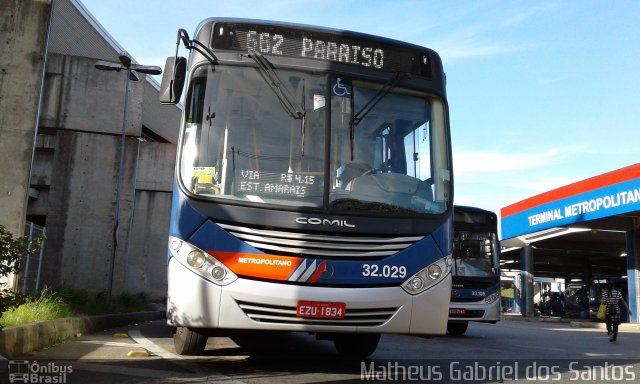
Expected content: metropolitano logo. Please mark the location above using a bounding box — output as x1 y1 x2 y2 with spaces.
8 360 73 383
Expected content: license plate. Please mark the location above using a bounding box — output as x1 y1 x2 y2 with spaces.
449 308 466 315
297 300 346 319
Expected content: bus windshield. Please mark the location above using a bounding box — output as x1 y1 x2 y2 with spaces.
179 64 450 214
452 231 499 277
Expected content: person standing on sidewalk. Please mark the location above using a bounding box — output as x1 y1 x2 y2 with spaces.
601 283 632 342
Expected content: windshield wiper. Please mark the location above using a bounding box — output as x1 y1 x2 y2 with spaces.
247 50 305 120
349 72 404 159
247 50 307 156
352 72 403 126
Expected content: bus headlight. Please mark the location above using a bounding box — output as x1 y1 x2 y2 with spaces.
168 236 237 286
484 291 500 304
427 264 442 280
211 265 226 280
408 277 423 291
186 250 206 269
402 255 452 295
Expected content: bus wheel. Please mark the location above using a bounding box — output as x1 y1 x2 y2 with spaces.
447 322 468 335
333 334 380 358
173 326 207 355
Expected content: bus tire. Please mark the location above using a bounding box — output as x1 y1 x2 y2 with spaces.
173 326 207 355
447 321 468 335
333 334 380 358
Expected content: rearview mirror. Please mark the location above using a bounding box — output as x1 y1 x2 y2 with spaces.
159 56 187 104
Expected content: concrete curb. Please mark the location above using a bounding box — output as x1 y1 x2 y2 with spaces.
0 311 163 358
500 314 569 323
568 321 640 330
501 314 640 331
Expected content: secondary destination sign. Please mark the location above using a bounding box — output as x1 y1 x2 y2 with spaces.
236 169 320 198
211 22 432 76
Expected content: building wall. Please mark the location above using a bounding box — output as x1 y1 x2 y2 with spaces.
125 190 173 298
30 53 177 299
0 0 52 239
42 130 136 291
121 141 176 299
41 54 143 135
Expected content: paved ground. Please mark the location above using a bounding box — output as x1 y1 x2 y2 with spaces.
2 317 639 383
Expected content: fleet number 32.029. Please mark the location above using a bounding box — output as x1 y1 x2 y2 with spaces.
362 264 407 278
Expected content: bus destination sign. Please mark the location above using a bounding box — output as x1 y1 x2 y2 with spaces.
211 22 432 77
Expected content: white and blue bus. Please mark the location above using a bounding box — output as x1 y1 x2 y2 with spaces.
160 18 454 357
447 206 501 335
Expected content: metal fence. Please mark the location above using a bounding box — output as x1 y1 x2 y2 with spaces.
19 222 47 295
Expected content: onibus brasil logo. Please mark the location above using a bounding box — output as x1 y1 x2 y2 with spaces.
8 360 72 383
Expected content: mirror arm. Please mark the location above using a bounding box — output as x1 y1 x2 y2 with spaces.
178 29 190 49
175 28 218 65
190 42 218 65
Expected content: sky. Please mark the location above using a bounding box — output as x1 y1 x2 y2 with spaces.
78 0 640 228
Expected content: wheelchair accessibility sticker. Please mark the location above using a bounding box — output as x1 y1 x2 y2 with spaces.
332 77 351 97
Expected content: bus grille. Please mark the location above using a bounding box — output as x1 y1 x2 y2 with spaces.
236 300 398 327
450 297 485 303
218 223 423 259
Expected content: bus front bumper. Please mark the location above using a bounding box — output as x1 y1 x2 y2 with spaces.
167 257 451 335
448 299 501 323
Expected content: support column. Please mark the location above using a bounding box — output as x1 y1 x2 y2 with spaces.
0 0 52 290
626 226 639 323
520 245 535 317
583 257 592 287
0 1 52 235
